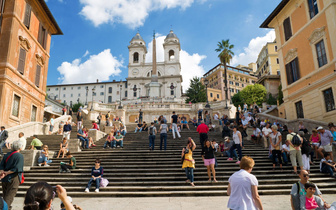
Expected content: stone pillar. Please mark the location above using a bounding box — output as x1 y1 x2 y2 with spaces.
115 109 126 124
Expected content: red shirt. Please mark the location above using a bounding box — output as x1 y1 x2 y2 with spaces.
197 123 209 134
92 123 99 130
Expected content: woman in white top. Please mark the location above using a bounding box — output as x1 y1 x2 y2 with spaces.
269 125 283 171
228 126 243 164
227 156 263 210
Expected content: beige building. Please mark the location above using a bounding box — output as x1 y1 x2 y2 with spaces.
256 41 281 97
0 0 62 128
261 0 336 122
203 64 258 101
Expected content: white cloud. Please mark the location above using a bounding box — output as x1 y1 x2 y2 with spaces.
57 49 123 84
146 35 206 92
82 50 89 57
79 0 205 28
231 30 275 66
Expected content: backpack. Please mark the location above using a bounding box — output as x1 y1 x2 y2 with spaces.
301 137 312 155
105 114 109 119
149 126 154 135
291 133 301 147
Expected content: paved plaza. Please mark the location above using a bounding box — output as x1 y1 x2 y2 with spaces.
12 194 336 209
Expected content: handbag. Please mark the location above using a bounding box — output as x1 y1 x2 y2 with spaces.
5 151 24 184
100 178 109 188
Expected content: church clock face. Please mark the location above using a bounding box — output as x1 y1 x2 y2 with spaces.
132 69 139 75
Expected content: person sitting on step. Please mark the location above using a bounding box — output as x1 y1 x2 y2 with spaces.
319 152 336 178
77 127 89 149
103 131 115 149
57 137 68 158
30 135 43 150
85 159 104 193
113 131 124 149
181 118 190 130
37 145 52 167
224 137 238 160
134 122 143 133
142 122 148 132
59 151 76 173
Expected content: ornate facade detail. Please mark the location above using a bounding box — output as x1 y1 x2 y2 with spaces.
309 26 326 44
284 48 298 63
35 53 45 66
18 35 31 51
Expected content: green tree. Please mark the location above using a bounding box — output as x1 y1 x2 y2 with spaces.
266 93 277 105
215 39 234 108
278 84 284 105
72 102 84 112
240 84 267 106
231 91 245 108
185 77 207 103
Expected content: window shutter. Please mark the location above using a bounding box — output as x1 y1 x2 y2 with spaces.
38 23 43 44
17 48 26 75
35 65 41 87
283 17 292 41
294 57 300 80
285 63 293 85
43 28 48 49
23 3 31 29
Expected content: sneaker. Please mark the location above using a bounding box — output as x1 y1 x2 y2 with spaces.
227 158 233 161
235 161 241 164
38 163 42 167
44 164 50 167
85 188 89 193
95 189 99 193
66 169 71 173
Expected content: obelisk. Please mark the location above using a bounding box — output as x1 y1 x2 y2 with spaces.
149 31 160 97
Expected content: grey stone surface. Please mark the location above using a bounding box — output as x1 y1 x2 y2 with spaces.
12 194 336 210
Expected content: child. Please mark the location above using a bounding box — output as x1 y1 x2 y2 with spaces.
38 145 52 167
58 121 64 135
320 152 336 178
219 141 225 157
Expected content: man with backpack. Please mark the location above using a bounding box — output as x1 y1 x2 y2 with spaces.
290 170 330 210
286 128 303 174
148 122 156 151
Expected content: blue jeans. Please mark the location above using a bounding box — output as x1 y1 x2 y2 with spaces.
160 133 167 151
86 177 101 189
113 140 123 148
103 141 113 148
149 135 155 150
0 141 6 155
321 165 334 176
230 144 242 161
282 152 289 164
79 137 89 149
135 127 142 133
225 150 238 159
37 156 52 164
121 130 127 136
185 167 194 182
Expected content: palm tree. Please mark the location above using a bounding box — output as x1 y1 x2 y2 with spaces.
215 39 234 108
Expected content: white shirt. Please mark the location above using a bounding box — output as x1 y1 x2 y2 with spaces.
246 116 252 122
262 127 272 136
282 144 290 154
242 119 249 126
214 114 219 120
253 128 261 136
228 169 258 210
18 137 27 150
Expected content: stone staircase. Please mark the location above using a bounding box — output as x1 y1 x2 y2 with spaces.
2 124 336 197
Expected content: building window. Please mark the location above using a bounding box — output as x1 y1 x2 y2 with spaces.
266 61 269 67
285 57 300 85
108 96 112 103
35 65 41 88
277 58 279 64
283 17 292 41
78 93 81 97
210 93 213 97
252 81 255 84
275 46 278 52
295 101 304 118
78 87 81 89
70 101 72 107
117 91 119 95
277 70 281 75
63 94 65 97
217 94 219 99
315 40 327 67
100 85 104 88
236 89 239 93
133 91 137 97
242 84 244 88
31 105 37 121
12 94 20 117
23 3 32 29
171 90 174 96
93 92 96 96
38 23 47 49
133 52 139 63
17 48 26 75
169 50 175 61
108 87 112 93
70 94 73 97
55 95 58 99
308 0 318 19
235 82 239 86
323 88 335 112
63 87 66 90
100 92 104 96
125 91 128 98
56 88 58 91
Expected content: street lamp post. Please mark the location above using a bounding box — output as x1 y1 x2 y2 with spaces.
118 82 123 109
90 87 95 111
204 78 210 108
85 86 89 105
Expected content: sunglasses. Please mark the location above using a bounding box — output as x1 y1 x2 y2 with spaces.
303 174 309 177
95 162 100 164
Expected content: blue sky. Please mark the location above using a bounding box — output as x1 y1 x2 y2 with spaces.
46 0 281 90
